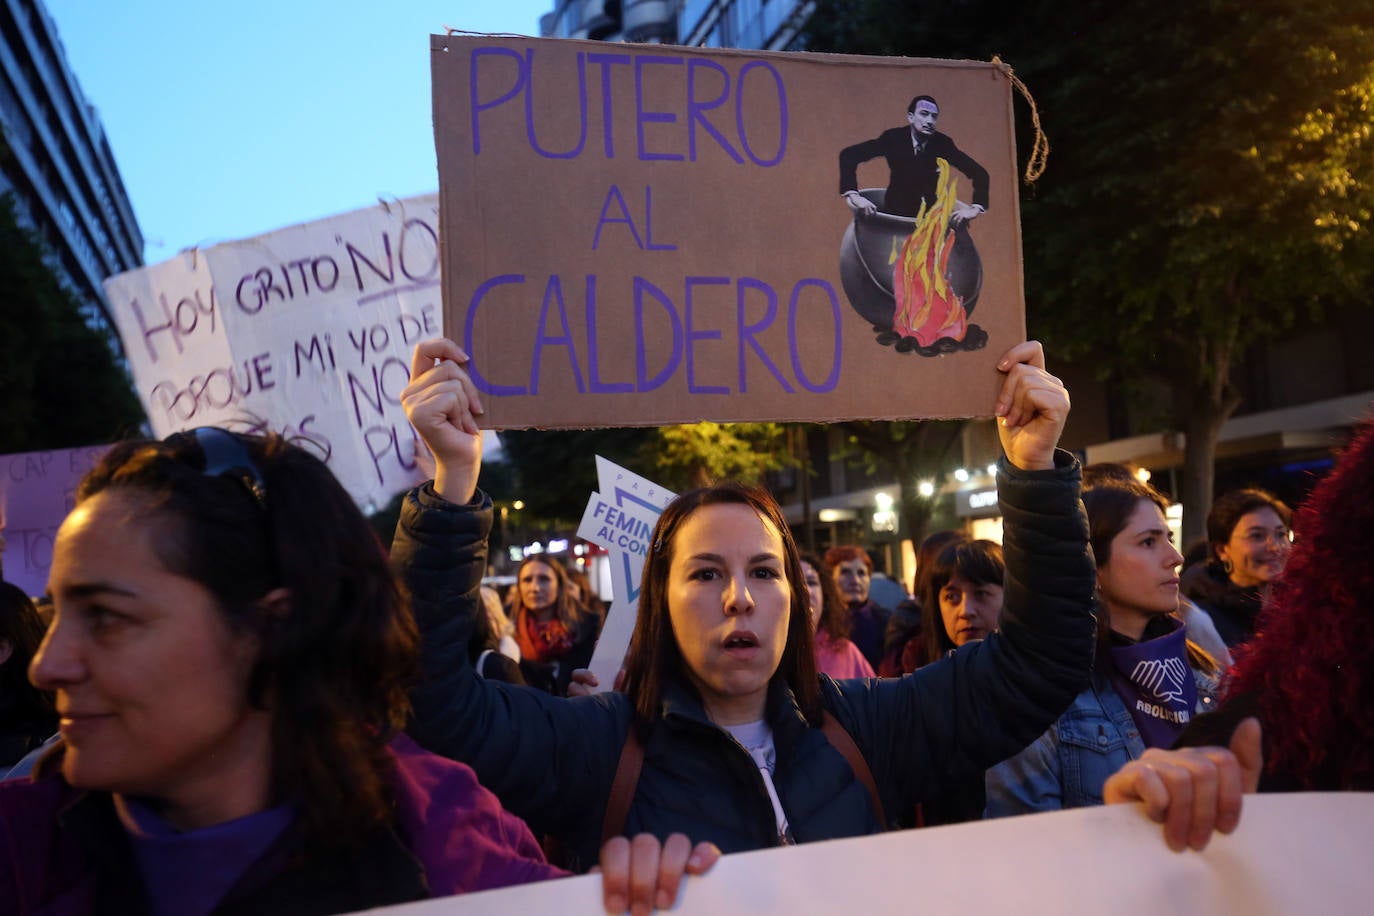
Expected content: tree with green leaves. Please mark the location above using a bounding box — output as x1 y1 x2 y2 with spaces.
493 421 793 526
1014 1 1374 541
494 427 650 525
643 421 791 491
808 0 1374 541
836 419 964 543
0 192 146 454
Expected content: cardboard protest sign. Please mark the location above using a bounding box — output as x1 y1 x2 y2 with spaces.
576 457 675 691
0 444 109 598
431 35 1025 429
103 197 441 510
370 792 1374 915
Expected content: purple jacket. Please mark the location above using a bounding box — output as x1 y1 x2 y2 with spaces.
0 733 566 914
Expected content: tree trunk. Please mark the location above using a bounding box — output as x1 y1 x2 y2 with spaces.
1177 404 1226 547
1170 327 1244 546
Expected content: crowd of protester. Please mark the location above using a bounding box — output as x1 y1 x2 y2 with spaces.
2 334 1367 913
505 555 602 696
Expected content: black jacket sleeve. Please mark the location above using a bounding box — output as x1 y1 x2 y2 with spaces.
825 450 1097 819
390 483 627 837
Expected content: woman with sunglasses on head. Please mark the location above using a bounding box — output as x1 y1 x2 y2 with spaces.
0 429 715 914
985 474 1224 820
1181 487 1292 649
394 336 1268 870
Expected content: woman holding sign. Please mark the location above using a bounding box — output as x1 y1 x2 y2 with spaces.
395 337 1253 871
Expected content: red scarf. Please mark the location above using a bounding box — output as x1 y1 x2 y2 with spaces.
515 608 575 664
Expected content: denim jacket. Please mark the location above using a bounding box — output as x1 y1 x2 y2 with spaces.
984 666 1217 816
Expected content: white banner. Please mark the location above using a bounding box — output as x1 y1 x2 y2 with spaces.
103 196 441 510
357 793 1374 915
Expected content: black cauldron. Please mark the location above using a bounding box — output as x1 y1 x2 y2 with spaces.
838 189 982 332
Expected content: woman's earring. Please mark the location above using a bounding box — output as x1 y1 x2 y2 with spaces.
1222 558 1234 575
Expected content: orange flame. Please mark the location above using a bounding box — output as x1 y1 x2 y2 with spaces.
890 159 968 346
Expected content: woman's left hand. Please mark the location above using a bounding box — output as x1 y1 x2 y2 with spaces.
597 832 721 914
1103 717 1262 852
400 337 485 504
993 341 1069 472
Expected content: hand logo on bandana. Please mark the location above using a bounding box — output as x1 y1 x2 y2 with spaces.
1130 657 1189 703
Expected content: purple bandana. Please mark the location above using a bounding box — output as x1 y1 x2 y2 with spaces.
1106 617 1198 749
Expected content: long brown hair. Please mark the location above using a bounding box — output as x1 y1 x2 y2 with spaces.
508 555 595 634
75 429 418 854
621 484 820 730
1083 475 1216 675
800 552 848 643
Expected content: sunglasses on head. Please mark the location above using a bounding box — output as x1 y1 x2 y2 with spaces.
165 427 269 513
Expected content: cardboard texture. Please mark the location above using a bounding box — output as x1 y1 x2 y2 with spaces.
102 196 442 510
432 35 1025 429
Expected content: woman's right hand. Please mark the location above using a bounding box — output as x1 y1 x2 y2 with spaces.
993 341 1069 472
567 667 628 697
401 337 486 505
1102 717 1262 852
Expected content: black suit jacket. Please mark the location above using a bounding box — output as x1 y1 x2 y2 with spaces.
840 127 989 218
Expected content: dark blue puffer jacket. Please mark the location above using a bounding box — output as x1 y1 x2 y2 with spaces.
391 452 1096 872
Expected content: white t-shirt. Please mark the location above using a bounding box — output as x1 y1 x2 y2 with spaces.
722 720 794 845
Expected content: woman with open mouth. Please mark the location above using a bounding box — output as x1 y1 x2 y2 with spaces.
393 336 1256 876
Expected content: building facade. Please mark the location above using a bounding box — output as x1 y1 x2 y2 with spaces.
540 0 811 49
0 0 143 344
541 0 677 44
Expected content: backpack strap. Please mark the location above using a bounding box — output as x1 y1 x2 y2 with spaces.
601 724 646 846
600 712 887 845
821 710 887 829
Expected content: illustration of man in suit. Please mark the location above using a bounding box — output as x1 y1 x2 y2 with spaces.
839 95 988 222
